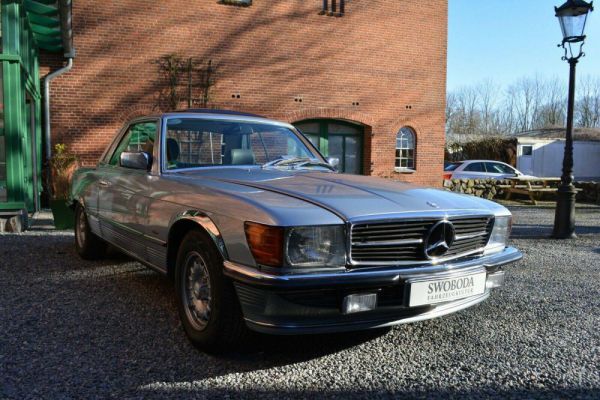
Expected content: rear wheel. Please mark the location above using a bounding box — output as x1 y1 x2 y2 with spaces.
175 230 249 351
74 203 107 260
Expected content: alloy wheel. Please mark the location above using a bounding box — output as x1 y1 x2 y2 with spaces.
182 251 212 331
76 209 87 248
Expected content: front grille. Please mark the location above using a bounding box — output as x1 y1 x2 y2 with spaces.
350 216 494 265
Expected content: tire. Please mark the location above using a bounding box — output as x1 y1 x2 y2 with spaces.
74 203 107 260
175 230 249 351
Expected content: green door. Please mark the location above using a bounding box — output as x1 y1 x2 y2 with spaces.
294 119 363 174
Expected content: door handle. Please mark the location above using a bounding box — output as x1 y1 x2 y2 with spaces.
98 180 111 187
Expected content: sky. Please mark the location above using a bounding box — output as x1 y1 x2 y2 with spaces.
447 0 600 91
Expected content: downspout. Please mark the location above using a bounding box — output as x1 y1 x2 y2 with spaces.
43 58 73 201
43 0 75 201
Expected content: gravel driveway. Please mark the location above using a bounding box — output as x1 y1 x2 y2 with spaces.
1 204 599 399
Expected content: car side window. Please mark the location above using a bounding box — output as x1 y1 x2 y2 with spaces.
486 162 514 174
108 122 157 167
463 162 485 172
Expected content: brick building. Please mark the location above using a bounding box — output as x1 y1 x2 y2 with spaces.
1 0 447 224
42 0 447 184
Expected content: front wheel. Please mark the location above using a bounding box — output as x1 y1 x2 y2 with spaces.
74 203 107 260
175 230 249 351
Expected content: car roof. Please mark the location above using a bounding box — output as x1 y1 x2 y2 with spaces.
461 160 509 164
172 108 265 118
128 109 293 128
157 109 292 128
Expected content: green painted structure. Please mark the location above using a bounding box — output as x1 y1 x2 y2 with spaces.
0 0 71 219
293 119 364 175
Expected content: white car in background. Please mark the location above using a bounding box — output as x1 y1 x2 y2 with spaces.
444 160 532 180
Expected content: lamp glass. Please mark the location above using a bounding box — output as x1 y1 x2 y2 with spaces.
558 13 589 40
556 0 593 42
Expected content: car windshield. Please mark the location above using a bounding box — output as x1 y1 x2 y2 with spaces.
444 162 462 171
164 118 319 170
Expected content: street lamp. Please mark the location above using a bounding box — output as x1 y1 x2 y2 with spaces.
552 0 594 239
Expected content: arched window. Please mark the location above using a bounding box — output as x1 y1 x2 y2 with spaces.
395 127 416 170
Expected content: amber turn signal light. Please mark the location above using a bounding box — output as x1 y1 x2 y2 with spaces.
244 222 284 267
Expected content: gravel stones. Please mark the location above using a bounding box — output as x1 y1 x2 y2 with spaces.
1 204 599 399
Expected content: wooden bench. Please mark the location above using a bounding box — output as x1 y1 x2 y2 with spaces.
504 187 558 205
504 177 581 205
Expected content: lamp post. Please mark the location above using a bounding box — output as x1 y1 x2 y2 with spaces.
552 0 594 239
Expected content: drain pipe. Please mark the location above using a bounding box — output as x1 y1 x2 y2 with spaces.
43 0 75 203
43 57 73 201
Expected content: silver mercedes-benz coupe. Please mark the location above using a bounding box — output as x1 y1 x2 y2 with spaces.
70 109 522 350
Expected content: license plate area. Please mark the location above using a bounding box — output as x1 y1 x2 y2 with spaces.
407 271 487 307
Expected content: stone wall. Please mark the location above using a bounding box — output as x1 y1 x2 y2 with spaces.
443 179 600 204
442 179 509 200
575 182 600 204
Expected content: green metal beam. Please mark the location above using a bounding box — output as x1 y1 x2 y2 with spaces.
35 0 62 5
24 0 70 53
27 12 60 28
0 201 27 210
24 0 58 17
30 22 61 37
32 35 62 46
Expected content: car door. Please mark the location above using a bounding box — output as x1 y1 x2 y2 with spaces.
97 120 158 258
485 162 518 179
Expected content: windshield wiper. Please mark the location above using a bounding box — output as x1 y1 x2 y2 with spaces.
262 157 335 171
297 160 336 171
262 157 310 168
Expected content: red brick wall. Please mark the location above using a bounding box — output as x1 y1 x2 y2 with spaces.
40 0 447 187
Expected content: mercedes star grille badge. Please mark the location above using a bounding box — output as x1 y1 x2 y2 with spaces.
424 220 455 259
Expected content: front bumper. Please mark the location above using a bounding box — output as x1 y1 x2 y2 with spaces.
223 246 522 334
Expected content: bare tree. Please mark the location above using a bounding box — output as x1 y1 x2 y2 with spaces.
445 92 458 130
476 79 499 135
507 76 547 132
577 75 600 128
445 73 599 141
537 77 566 127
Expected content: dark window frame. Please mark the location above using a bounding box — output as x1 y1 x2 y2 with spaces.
522 145 533 156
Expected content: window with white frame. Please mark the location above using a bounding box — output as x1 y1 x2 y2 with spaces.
395 127 416 170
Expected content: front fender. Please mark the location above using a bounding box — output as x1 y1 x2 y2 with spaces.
168 210 229 260
69 167 98 210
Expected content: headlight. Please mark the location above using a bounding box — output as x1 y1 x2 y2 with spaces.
485 215 512 253
286 226 346 268
244 222 346 269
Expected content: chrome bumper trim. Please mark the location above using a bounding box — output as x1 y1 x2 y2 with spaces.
223 246 522 289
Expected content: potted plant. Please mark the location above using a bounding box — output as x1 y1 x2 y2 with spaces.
50 144 79 229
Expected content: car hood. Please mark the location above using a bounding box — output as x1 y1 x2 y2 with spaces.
176 168 502 221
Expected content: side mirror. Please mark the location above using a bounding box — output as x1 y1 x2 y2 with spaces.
120 152 150 170
327 157 340 169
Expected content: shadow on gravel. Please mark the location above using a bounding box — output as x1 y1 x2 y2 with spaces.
225 327 390 360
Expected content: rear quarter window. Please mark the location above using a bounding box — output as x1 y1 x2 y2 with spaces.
444 162 462 171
